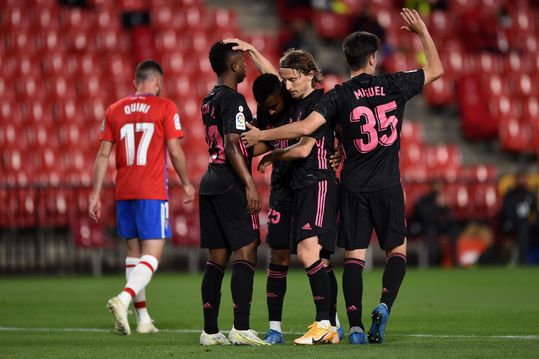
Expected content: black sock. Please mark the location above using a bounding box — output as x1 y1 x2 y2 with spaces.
231 260 255 330
266 263 288 323
201 260 225 334
305 259 330 322
381 254 407 311
343 258 365 330
326 264 337 326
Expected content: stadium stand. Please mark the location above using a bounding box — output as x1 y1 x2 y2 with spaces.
1 0 538 273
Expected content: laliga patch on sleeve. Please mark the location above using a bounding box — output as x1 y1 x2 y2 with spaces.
174 113 182 130
235 112 246 130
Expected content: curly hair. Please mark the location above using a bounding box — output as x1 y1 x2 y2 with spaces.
208 40 238 75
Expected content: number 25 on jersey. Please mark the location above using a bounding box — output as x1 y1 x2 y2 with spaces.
350 100 398 153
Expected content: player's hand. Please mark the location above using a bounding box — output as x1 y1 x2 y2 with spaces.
182 183 196 203
241 122 263 147
330 146 342 171
246 183 261 214
257 154 274 174
400 8 427 35
223 38 254 52
88 193 101 223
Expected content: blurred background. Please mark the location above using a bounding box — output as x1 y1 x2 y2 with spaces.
1 0 539 276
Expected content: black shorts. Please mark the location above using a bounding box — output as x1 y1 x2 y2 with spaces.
338 184 406 251
290 179 338 254
266 207 292 250
199 185 260 251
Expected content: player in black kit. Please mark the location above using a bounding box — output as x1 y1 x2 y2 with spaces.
198 40 269 346
242 9 444 344
255 50 341 345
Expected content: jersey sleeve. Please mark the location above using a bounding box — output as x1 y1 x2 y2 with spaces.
163 101 184 140
386 69 425 101
312 88 340 129
99 107 114 142
307 122 328 141
222 93 252 135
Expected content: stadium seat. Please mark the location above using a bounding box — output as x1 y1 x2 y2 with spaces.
424 76 454 107
444 183 471 220
322 74 344 93
403 183 430 218
465 164 497 183
313 11 351 40
401 121 424 145
457 74 497 139
499 116 534 153
470 183 500 220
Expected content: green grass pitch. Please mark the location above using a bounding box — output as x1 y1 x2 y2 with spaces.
1 267 538 358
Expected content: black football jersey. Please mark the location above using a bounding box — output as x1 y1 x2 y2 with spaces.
199 85 254 195
314 70 424 192
289 89 336 190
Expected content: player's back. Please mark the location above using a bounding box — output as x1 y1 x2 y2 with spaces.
324 70 424 192
102 94 183 200
199 85 253 196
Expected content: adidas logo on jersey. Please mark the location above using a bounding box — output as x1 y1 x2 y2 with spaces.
302 223 312 230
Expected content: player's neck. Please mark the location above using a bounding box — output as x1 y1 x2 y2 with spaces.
216 75 238 91
350 67 375 78
135 86 157 96
299 87 315 100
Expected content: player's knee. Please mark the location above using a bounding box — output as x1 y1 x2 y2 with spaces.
386 239 407 256
234 243 257 264
270 249 290 266
139 254 159 273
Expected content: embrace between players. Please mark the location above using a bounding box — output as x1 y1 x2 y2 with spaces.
89 8 443 346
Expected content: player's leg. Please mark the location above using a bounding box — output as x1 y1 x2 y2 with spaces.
321 252 342 343
294 236 333 345
199 194 231 345
264 207 291 344
213 186 267 346
339 189 371 344
368 185 408 344
124 239 155 332
106 200 137 335
265 248 289 344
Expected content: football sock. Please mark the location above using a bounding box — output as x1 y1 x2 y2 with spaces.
269 321 282 333
381 253 407 311
343 258 365 330
126 257 151 324
201 260 225 335
119 255 158 308
305 259 330 322
266 263 288 324
326 264 338 327
231 260 255 331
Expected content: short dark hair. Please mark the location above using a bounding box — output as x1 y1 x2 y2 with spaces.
279 49 323 86
135 60 163 84
252 73 281 105
209 40 238 75
342 31 380 70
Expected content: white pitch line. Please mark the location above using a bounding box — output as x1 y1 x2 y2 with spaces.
0 327 537 340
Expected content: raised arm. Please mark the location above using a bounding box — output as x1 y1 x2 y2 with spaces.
400 8 444 85
242 111 327 147
224 133 261 214
89 140 113 222
167 138 195 203
224 38 278 75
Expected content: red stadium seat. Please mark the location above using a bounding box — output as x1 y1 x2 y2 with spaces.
65 28 95 53
60 7 94 31
71 217 107 248
322 74 344 93
470 183 500 220
0 123 20 147
465 164 497 183
499 116 534 153
48 75 78 101
313 11 351 40
513 73 539 97
207 8 237 31
36 29 66 54
403 183 431 218
444 183 471 220
93 10 122 31
424 76 454 107
33 6 60 30
95 28 130 53
457 74 497 139
401 121 424 145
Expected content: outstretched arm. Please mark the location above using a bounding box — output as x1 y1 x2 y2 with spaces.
89 140 113 222
258 136 315 173
400 8 444 85
224 38 278 75
242 111 327 147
